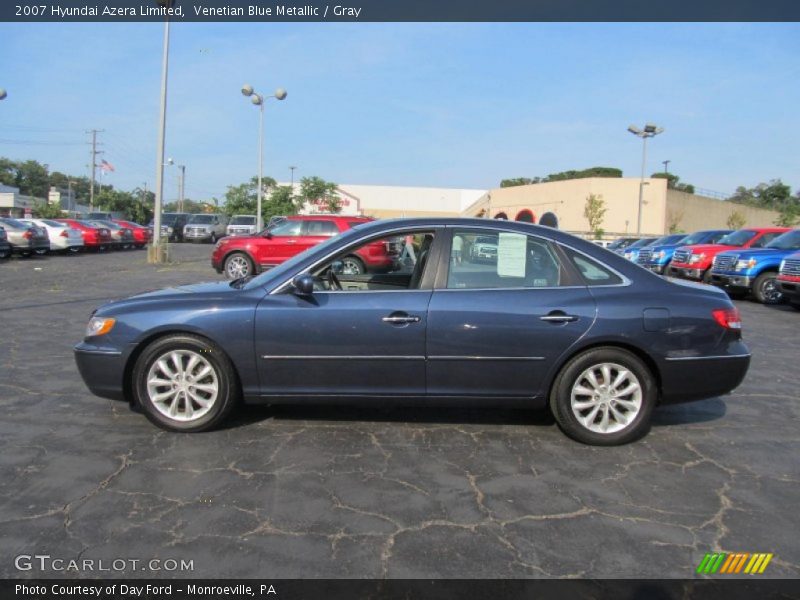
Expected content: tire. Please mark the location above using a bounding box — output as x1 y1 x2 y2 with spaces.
549 347 656 446
341 255 366 275
224 252 254 280
132 334 240 432
790 302 800 312
753 272 782 304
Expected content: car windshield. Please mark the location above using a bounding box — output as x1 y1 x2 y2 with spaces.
243 225 365 291
652 234 688 246
161 214 184 224
608 238 636 250
627 238 656 249
766 230 800 250
230 216 255 225
77 220 104 228
92 220 120 229
188 214 216 224
717 229 757 246
680 231 717 245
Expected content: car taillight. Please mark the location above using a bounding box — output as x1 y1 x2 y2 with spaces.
712 307 742 330
23 230 32 239
60 230 69 237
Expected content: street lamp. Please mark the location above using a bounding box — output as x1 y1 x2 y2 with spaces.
627 122 664 234
241 84 287 231
150 4 172 263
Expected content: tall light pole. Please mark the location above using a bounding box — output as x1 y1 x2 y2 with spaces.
150 3 173 263
627 123 664 234
241 84 287 231
662 159 670 174
289 165 297 188
177 164 185 212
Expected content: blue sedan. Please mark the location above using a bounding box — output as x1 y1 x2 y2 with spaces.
75 218 751 445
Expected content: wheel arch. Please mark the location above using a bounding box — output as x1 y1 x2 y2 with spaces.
122 328 243 407
221 248 258 272
545 340 663 404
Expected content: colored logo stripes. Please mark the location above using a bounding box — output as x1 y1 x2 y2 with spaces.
696 552 773 574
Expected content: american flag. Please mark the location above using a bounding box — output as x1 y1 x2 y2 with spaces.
100 159 115 172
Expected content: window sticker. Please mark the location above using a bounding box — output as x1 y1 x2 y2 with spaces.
497 233 527 278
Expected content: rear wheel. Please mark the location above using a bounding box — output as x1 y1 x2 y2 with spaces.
753 272 782 304
132 334 240 432
224 252 254 280
549 347 656 446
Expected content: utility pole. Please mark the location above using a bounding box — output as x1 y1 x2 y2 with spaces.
86 129 104 212
289 165 297 188
662 159 671 174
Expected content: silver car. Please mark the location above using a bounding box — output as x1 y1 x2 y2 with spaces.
19 218 84 253
226 214 257 236
0 217 50 256
183 213 229 243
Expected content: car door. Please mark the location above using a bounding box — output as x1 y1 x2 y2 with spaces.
297 219 339 256
255 218 305 267
253 228 443 397
426 227 597 398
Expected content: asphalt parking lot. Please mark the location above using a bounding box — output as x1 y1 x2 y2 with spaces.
0 245 798 579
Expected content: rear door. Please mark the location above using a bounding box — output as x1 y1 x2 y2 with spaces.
426 227 597 398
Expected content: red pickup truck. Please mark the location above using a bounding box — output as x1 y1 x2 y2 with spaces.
667 227 790 283
211 215 399 279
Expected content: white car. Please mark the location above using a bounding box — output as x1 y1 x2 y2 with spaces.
226 214 258 236
19 218 84 253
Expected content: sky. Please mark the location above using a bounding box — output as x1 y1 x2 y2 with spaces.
0 22 799 203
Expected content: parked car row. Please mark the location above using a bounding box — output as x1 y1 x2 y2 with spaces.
611 227 800 308
0 216 152 259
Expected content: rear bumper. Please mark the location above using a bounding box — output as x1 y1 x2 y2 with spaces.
659 351 751 404
74 342 128 401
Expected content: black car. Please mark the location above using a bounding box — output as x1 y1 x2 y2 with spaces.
0 226 11 259
75 218 750 445
148 212 190 242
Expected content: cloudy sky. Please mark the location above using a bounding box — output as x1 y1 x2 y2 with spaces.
1 22 798 201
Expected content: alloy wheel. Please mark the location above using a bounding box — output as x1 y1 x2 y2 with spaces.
145 349 218 422
570 362 643 434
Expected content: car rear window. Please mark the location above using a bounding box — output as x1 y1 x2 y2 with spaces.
304 220 339 236
565 250 623 286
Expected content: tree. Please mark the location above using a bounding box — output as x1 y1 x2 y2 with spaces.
298 176 341 213
500 167 622 188
729 179 795 211
34 200 64 219
500 177 534 188
726 211 746 230
583 194 607 238
775 204 800 227
264 185 299 219
652 172 695 194
223 176 296 222
14 160 50 198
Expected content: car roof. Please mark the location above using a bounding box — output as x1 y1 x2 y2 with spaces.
286 214 371 221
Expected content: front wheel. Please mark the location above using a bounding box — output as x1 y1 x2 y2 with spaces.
549 347 656 446
132 334 240 432
753 272 782 304
224 252 254 280
341 255 366 275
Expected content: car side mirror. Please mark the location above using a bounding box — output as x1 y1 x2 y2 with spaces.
263 231 273 239
292 274 315 296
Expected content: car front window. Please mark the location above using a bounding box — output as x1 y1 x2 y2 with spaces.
766 230 800 250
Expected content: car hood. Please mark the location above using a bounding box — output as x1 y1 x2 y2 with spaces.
719 247 797 260
129 281 236 299
679 243 731 254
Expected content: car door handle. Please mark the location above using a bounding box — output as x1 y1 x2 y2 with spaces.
382 315 421 324
286 239 297 244
540 312 579 323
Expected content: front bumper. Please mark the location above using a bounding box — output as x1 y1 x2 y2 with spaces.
667 265 706 280
709 272 753 291
646 263 668 275
777 279 800 303
74 342 128 401
184 231 215 242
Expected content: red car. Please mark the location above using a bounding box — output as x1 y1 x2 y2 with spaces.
57 218 114 251
667 227 790 282
212 215 399 279
113 219 152 249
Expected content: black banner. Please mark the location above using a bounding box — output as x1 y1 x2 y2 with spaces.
2 0 800 22
3 579 800 600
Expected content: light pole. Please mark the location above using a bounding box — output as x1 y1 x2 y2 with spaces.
177 164 185 212
289 165 297 188
150 8 172 263
662 159 670 174
241 84 287 231
627 123 664 234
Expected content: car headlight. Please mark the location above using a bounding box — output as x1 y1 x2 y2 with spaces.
689 253 705 264
85 317 116 337
623 252 632 259
779 259 786 272
735 259 756 271
167 226 173 233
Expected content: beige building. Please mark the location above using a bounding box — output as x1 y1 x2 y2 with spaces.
463 177 780 236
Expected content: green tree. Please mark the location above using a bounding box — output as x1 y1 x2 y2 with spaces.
775 204 800 227
652 172 695 194
34 200 64 219
729 179 794 210
298 176 341 213
726 210 746 230
14 160 50 198
0 157 18 187
263 185 299 219
500 177 534 188
583 194 607 238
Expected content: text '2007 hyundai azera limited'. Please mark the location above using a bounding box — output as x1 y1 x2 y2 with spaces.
75 218 751 445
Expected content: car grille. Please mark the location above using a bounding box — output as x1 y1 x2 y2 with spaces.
781 259 800 276
637 249 652 265
229 227 252 235
714 255 737 271
673 250 690 264
186 227 207 235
